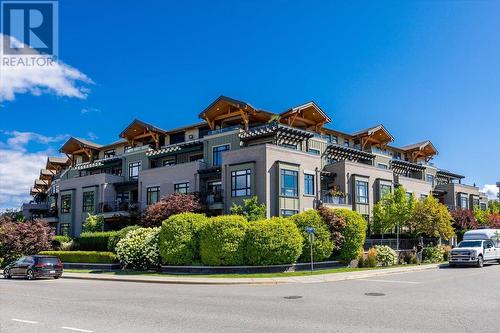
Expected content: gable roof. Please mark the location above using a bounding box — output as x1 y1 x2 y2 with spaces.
59 137 103 154
352 124 394 141
119 119 167 139
280 101 331 124
400 140 437 153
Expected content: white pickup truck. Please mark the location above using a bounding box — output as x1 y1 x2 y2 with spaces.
449 229 500 268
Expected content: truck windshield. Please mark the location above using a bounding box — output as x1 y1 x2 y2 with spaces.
457 241 482 248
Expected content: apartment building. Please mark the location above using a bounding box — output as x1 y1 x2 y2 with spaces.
22 96 489 237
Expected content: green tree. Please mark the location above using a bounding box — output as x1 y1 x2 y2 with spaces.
408 196 455 240
230 196 266 222
82 214 104 232
372 186 414 236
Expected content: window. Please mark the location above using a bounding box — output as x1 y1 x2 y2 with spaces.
308 148 320 155
280 143 297 150
162 159 176 167
82 191 94 212
355 180 368 204
426 174 434 184
331 136 338 144
61 194 71 213
128 161 141 180
116 191 129 203
146 186 160 205
60 223 70 236
124 145 131 153
344 139 350 147
380 184 391 199
480 202 487 211
377 163 388 169
104 149 115 158
212 144 229 166
281 210 298 217
170 132 185 144
304 174 315 196
459 194 468 209
281 169 298 197
174 182 189 194
231 169 251 197
189 154 203 162
472 198 480 209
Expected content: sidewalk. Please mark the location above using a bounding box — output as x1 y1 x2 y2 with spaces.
61 264 442 285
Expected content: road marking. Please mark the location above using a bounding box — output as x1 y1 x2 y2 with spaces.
12 318 38 324
358 279 421 284
61 326 94 332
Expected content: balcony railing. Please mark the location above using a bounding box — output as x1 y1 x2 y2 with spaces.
320 191 351 205
200 189 224 205
99 201 140 213
207 125 241 136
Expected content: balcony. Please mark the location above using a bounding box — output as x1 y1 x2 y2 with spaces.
98 201 140 219
320 191 351 208
200 189 224 210
207 125 241 136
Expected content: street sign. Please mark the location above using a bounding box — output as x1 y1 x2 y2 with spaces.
305 227 315 234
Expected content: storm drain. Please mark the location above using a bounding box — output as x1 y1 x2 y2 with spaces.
284 296 303 300
364 292 385 297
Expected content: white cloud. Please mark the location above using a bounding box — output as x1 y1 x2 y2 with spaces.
0 131 67 210
481 184 499 200
87 132 98 140
0 33 93 102
81 107 100 115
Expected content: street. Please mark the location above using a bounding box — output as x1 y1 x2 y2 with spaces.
1 265 499 333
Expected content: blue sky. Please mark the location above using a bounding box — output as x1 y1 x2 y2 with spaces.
1 0 499 209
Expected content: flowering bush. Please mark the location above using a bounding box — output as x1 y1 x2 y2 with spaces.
116 227 160 270
422 245 446 263
374 245 397 266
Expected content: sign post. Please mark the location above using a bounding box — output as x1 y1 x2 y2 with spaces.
305 227 315 272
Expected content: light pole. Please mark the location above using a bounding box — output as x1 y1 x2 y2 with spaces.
306 227 315 272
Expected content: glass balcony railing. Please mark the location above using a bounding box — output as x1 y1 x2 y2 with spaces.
207 125 241 136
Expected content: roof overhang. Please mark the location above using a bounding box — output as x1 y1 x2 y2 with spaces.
59 137 102 155
146 139 203 158
353 124 394 149
325 144 375 162
401 140 438 162
436 169 465 180
279 101 331 131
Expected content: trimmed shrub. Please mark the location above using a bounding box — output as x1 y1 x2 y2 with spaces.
159 213 208 265
82 214 104 232
77 231 117 251
365 247 377 267
332 209 367 262
39 251 118 263
289 210 333 262
200 215 248 266
374 245 397 266
116 227 160 270
51 235 72 250
245 217 303 265
230 196 266 222
107 225 141 252
422 245 446 263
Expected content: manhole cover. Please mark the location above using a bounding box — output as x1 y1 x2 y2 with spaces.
365 292 385 297
284 296 303 300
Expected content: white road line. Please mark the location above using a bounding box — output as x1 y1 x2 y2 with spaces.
61 326 94 332
11 318 38 324
358 279 421 284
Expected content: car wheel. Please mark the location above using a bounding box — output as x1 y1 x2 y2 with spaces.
476 256 483 268
54 275 60 279
497 259 500 264
448 263 456 268
26 269 35 280
3 269 11 279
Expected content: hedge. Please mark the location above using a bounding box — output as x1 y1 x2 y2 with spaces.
115 228 160 270
332 209 367 262
51 235 72 250
39 251 118 263
77 231 117 251
159 213 208 265
245 217 303 265
200 215 248 266
289 210 333 262
107 226 141 253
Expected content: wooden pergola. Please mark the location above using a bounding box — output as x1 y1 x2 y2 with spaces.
239 123 315 146
352 124 394 151
325 144 375 164
279 102 331 132
401 140 438 163
199 96 272 131
59 137 102 166
119 119 167 149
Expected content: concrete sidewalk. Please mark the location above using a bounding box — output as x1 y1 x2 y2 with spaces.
60 264 443 285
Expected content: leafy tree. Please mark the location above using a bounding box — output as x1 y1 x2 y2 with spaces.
372 186 414 236
408 196 455 240
141 193 202 227
474 207 490 226
488 213 500 228
317 205 346 249
229 196 266 221
488 201 500 214
0 218 53 263
450 209 477 230
82 214 104 232
0 209 24 222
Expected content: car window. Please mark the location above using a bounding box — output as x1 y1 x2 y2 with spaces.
16 257 26 264
24 257 34 264
483 242 488 249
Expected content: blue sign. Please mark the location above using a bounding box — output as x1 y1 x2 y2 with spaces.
305 227 315 234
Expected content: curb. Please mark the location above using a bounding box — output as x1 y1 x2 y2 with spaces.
60 264 443 285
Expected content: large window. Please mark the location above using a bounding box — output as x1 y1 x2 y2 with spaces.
116 191 130 203
472 198 480 209
128 161 141 180
377 163 388 169
281 169 298 197
146 186 160 205
426 174 435 184
231 169 251 197
459 194 468 209
61 194 71 213
355 180 368 204
174 182 189 194
308 148 320 155
82 191 94 212
212 144 229 166
60 223 70 236
104 149 115 158
379 184 391 199
281 209 298 217
304 174 315 196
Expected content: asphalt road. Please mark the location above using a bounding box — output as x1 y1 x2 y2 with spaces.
1 264 499 333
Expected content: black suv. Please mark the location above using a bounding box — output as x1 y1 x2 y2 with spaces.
3 255 63 280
